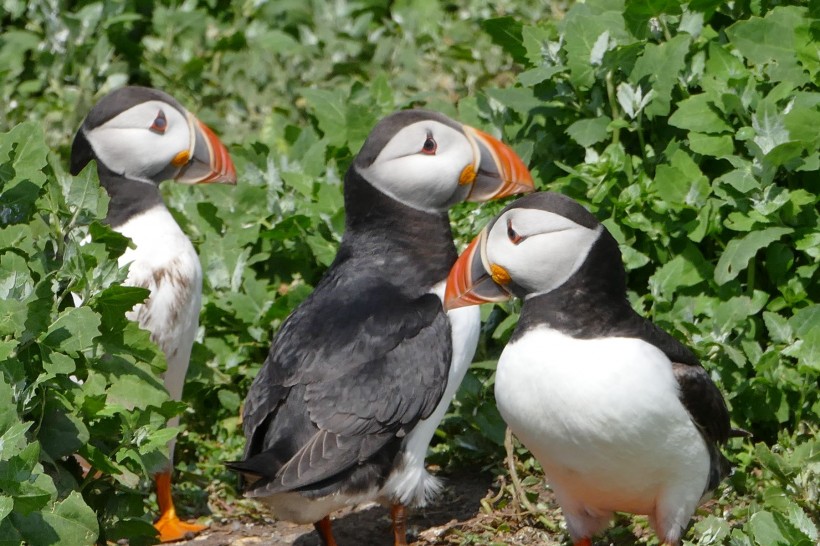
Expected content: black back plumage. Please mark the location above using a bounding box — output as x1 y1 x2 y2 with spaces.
509 193 732 491
232 165 458 497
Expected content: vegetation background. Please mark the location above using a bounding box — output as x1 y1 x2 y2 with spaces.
0 0 817 544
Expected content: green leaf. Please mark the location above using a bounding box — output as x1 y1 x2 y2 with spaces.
481 17 527 65
714 292 768 329
725 6 810 84
749 511 790 546
705 41 746 81
300 89 348 149
688 133 734 157
14 491 98 546
623 0 681 39
762 311 792 343
790 305 819 369
0 252 32 301
669 94 732 134
566 117 611 147
653 150 709 208
485 87 542 115
102 361 169 412
0 495 12 523
629 34 690 117
716 167 759 193
39 307 101 356
38 407 89 461
562 0 628 88
714 227 793 285
649 251 705 299
753 98 791 156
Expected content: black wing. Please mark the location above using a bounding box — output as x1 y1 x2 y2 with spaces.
233 270 451 495
630 315 732 490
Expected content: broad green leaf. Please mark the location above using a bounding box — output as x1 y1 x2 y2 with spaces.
481 17 527 65
669 94 732 134
725 6 810 84
562 0 628 88
39 307 101 356
60 168 108 222
15 491 98 546
705 41 746 81
0 299 26 337
105 373 169 411
300 89 348 149
521 24 556 67
790 305 819 369
714 227 793 285
623 0 681 39
566 117 611 147
762 312 792 343
716 167 759 193
629 34 690 117
485 87 542 115
649 251 705 299
713 291 768 329
688 133 734 157
0 122 49 191
42 350 75 377
753 98 790 155
0 495 12 523
0 516 22 545
0 423 30 460
38 407 89 461
693 514 730 544
653 150 709 208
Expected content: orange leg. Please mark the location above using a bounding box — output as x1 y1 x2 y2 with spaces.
574 539 593 546
154 471 206 542
391 503 408 546
313 516 338 546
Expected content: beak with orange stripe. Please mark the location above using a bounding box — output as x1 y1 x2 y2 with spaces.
173 114 237 185
445 224 520 311
458 125 534 202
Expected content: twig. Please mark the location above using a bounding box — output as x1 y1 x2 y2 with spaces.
505 427 537 514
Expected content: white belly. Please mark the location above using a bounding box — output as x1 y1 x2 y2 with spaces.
495 326 709 516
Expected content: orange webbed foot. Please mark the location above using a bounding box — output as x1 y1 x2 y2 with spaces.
154 471 206 542
154 508 207 542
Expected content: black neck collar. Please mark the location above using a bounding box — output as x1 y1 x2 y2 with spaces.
97 164 164 228
337 166 457 288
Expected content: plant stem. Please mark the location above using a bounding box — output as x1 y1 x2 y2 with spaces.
505 427 537 515
605 71 621 146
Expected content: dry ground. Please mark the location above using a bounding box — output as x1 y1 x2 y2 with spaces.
173 471 661 546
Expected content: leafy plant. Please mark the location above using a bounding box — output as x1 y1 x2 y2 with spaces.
0 0 817 544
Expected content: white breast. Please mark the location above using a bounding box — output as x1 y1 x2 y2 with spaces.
116 205 202 405
495 326 709 520
381 281 480 507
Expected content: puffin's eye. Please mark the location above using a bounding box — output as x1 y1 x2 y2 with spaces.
421 136 437 155
507 219 524 245
150 110 167 134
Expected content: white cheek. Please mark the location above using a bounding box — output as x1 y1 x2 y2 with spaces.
489 227 600 294
88 125 187 180
359 138 473 211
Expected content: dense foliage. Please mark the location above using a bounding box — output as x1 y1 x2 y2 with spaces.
1 1 817 545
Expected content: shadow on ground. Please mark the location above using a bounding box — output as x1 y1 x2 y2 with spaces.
176 470 497 546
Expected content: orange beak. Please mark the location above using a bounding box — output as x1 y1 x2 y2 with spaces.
461 126 534 202
175 116 237 185
445 228 514 310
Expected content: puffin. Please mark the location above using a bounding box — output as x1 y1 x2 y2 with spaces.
70 86 237 542
228 109 534 546
445 192 732 546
